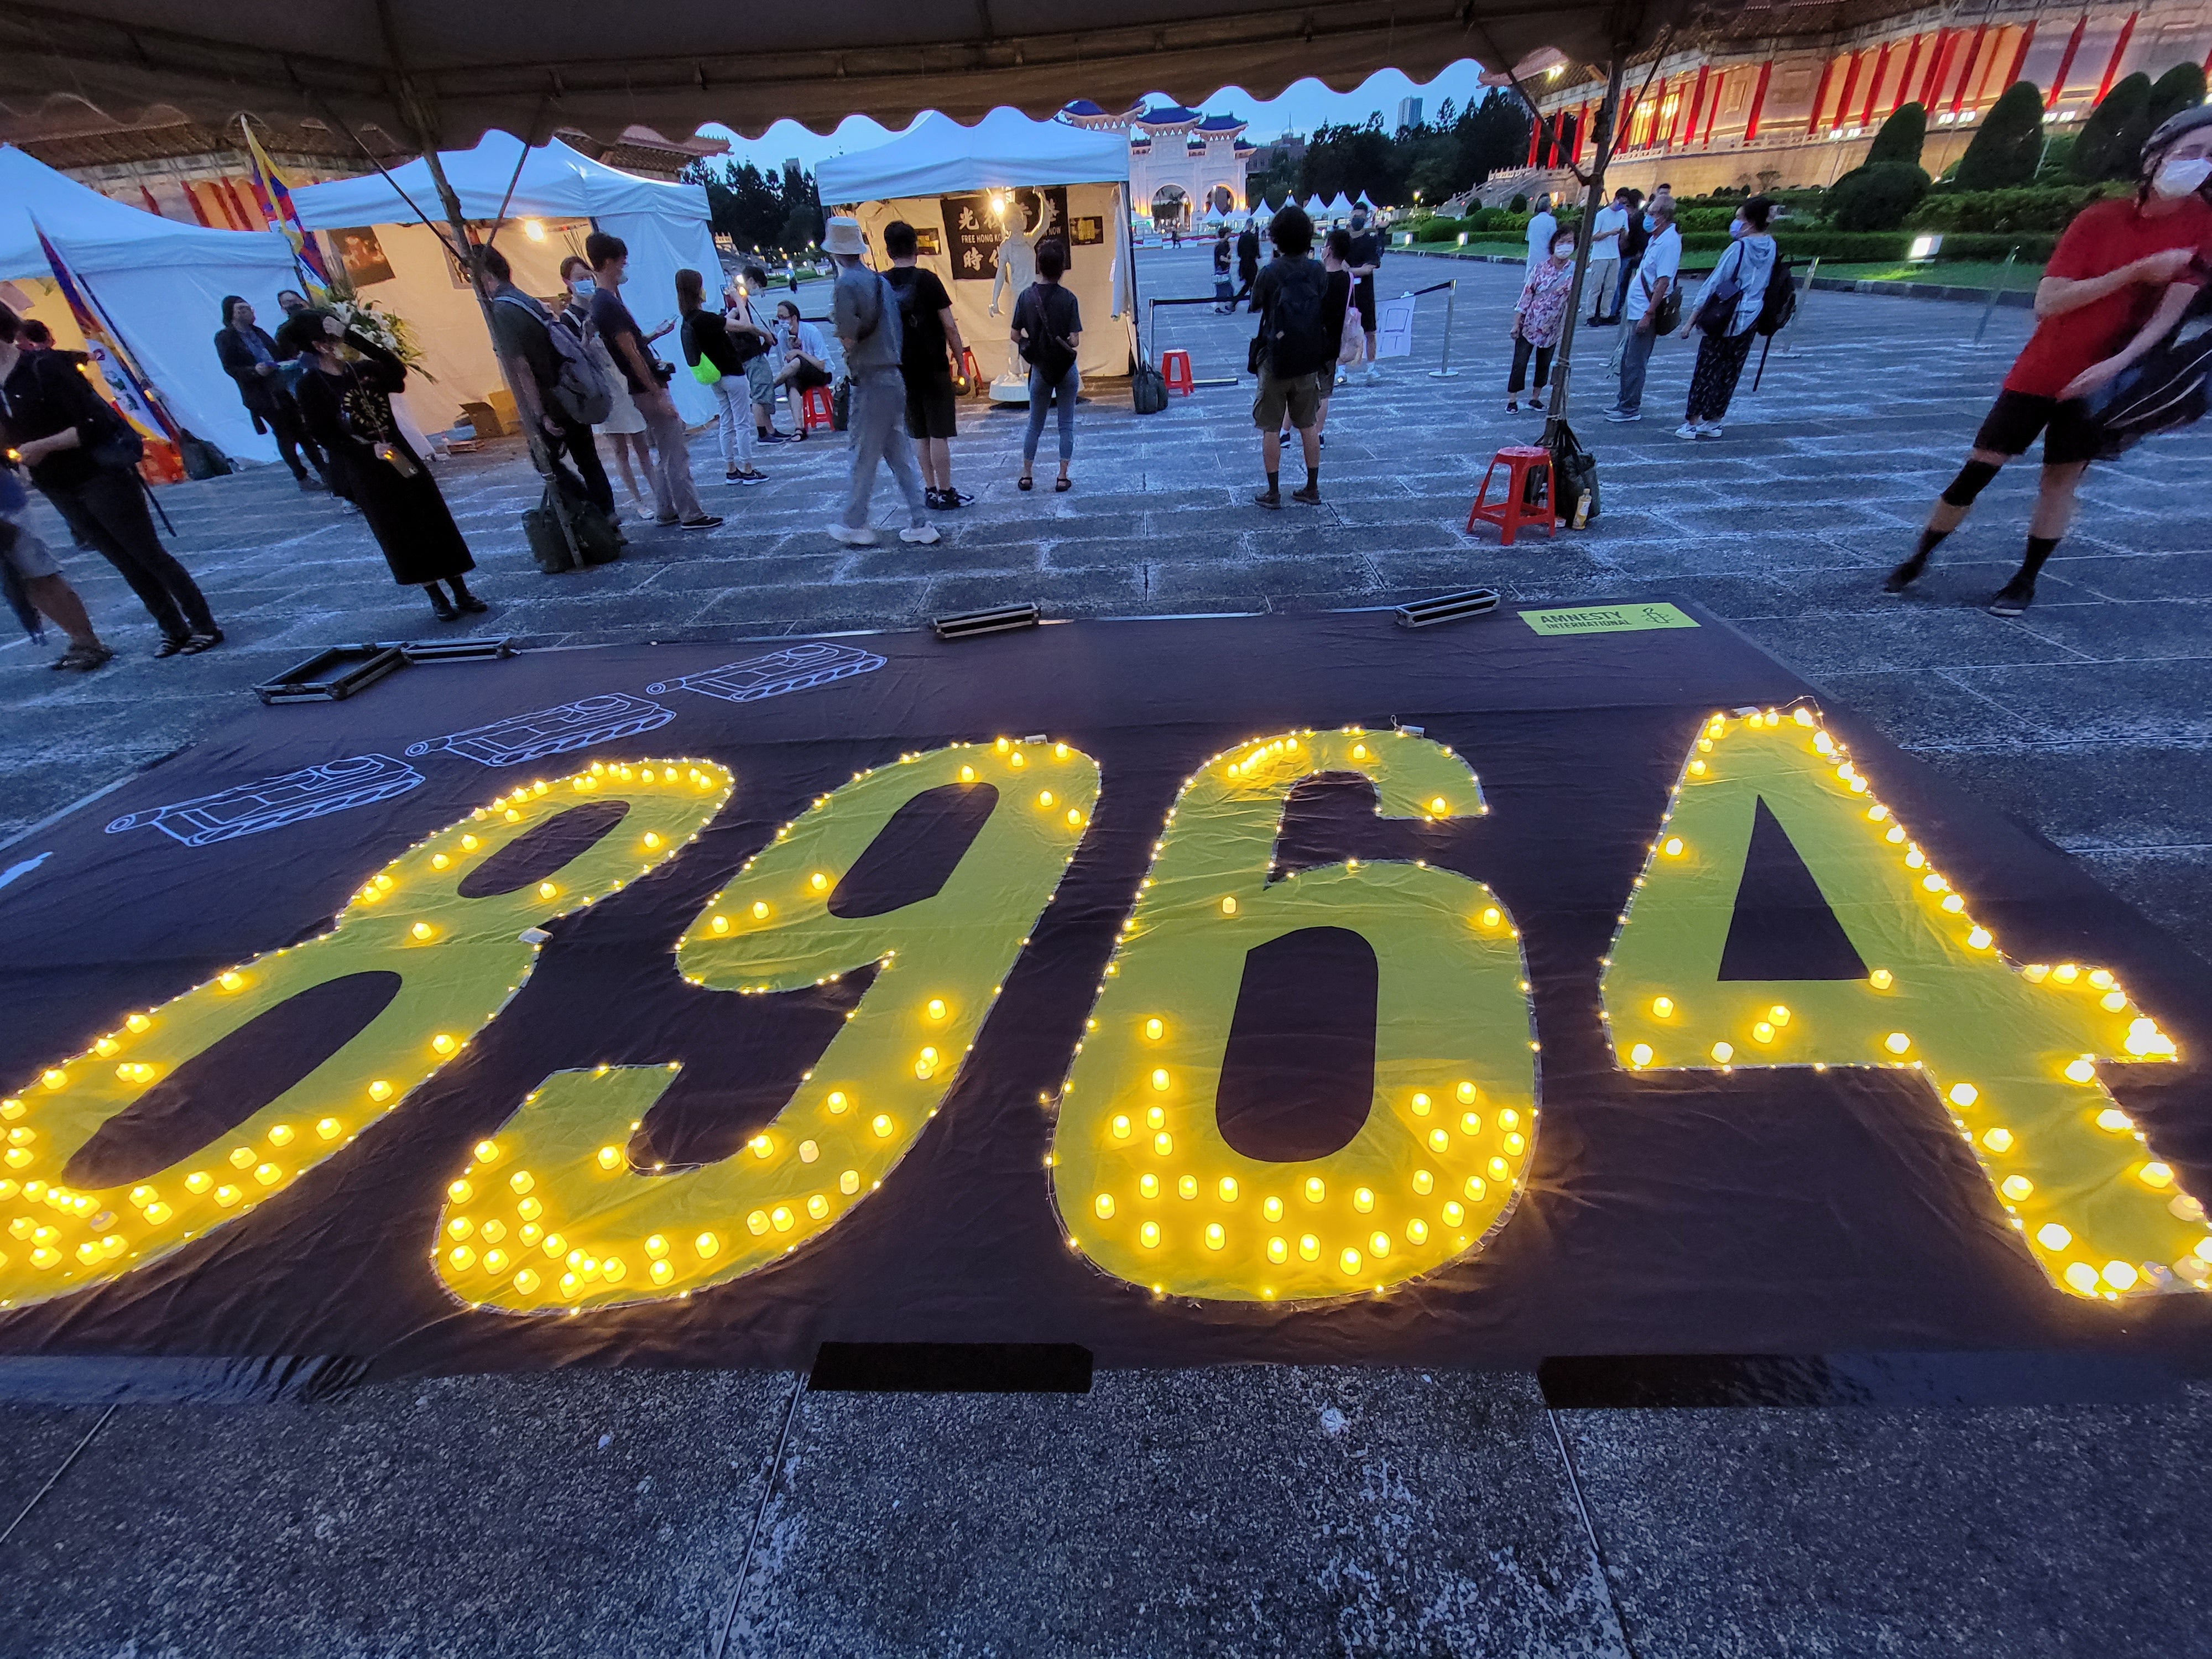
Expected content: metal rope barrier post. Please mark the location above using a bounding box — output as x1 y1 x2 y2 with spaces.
1973 247 2020 349
1430 279 1459 379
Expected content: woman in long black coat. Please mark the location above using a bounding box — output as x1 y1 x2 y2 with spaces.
278 311 483 620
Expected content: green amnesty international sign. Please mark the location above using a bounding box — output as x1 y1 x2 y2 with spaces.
1520 603 1700 636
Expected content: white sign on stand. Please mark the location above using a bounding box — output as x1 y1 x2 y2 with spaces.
1375 294 1417 358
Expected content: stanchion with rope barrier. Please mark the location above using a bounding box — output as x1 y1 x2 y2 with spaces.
1404 278 1459 378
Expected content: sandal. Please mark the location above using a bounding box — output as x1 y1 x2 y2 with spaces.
1054 477 1071 492
177 630 225 655
1018 474 1034 491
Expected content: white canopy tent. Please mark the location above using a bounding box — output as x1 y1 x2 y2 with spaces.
816 109 1133 388
1 145 298 465
1324 193 1354 220
290 134 722 431
1303 195 1327 217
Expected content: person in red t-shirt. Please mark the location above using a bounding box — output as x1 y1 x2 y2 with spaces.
1888 107 2212 615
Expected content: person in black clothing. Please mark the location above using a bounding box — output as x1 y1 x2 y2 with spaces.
0 307 221 656
883 220 971 509
1011 238 1083 493
1344 206 1382 380
1612 190 1648 324
1234 223 1261 309
215 296 328 492
279 311 483 622
1248 205 1331 509
478 245 619 517
675 266 768 486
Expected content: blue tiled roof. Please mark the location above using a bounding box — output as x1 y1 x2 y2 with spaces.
1135 103 1199 126
1063 99 1106 116
1195 115 1246 132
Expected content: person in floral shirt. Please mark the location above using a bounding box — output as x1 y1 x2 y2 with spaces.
1507 228 1577 414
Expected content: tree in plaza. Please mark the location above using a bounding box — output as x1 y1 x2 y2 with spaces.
1866 101 1927 168
684 158 823 254
1955 81 2044 189
2071 72 2151 180
1301 113 1404 205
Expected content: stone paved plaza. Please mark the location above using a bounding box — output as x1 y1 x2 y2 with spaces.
2 246 2210 1655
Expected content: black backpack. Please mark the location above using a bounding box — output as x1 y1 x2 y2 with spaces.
1257 260 1329 377
1755 255 1797 337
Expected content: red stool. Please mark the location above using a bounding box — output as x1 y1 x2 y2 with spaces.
1466 446 1556 545
1160 349 1195 396
959 347 983 394
801 384 836 433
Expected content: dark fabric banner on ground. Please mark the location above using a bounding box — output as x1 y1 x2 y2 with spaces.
0 607 2207 1381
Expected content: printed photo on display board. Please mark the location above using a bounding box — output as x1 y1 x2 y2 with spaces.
1070 216 1105 247
941 186 1071 281
330 227 395 287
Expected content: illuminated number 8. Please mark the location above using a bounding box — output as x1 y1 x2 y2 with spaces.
1050 728 1535 1302
435 739 1098 1310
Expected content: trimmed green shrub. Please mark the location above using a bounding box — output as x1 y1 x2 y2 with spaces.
1956 82 2045 189
2036 134 2077 180
1866 101 1928 168
2147 62 2209 133
1827 162 1931 230
1509 194 1527 212
1675 229 2058 264
2073 72 2151 179
1904 182 2124 233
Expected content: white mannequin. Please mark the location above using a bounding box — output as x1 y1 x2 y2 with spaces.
989 192 1056 400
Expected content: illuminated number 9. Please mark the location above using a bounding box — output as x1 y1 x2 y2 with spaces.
436 739 1098 1310
0 759 731 1308
1050 728 1535 1301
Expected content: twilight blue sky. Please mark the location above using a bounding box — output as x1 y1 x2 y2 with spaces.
701 60 1493 173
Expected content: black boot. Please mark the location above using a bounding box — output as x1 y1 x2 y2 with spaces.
448 575 488 614
427 583 458 622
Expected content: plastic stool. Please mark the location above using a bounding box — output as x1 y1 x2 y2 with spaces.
959 347 983 394
1466 445 1556 545
801 384 836 433
1160 349 1195 396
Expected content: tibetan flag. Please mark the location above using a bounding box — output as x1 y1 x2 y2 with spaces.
240 119 333 294
30 217 180 445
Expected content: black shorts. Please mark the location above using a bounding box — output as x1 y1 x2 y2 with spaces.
1354 278 1377 332
904 369 958 441
790 361 832 392
1973 389 2099 467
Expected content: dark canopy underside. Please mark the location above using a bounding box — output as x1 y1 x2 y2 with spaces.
1 0 1924 152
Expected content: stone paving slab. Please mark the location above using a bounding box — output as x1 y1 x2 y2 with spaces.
1559 1385 2212 1659
0 1370 791 1657
726 1368 1629 1659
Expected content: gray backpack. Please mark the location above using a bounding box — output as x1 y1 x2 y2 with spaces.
498 294 614 425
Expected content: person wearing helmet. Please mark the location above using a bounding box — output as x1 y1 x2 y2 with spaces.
1886 105 2212 616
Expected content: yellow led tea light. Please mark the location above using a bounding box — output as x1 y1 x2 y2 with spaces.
1051 727 1536 1303
440 740 1098 1312
1601 706 2200 1299
0 758 732 1308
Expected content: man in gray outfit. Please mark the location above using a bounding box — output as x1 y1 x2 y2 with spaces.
824 216 939 547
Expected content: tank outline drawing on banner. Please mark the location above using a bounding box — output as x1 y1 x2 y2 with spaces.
104 755 426 847
644 641 888 703
406 693 677 768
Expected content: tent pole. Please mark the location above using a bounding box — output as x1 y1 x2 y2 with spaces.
395 82 563 494
1120 182 1145 372
1545 54 1628 436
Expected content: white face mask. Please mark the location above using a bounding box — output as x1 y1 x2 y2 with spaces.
2153 156 2212 199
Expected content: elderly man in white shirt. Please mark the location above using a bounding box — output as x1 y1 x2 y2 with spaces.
1603 198 1682 422
1523 194 1557 278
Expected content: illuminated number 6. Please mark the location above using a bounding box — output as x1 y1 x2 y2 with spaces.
1050 728 1535 1301
0 759 731 1308
435 739 1098 1311
1602 707 2204 1298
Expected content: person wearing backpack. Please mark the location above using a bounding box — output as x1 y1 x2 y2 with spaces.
481 246 618 519
1248 205 1332 507
1012 236 1084 493
676 267 767 486
1671 195 1777 440
826 216 938 547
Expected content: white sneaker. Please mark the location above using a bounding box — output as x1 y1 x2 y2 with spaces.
900 524 941 545
1674 422 1700 440
829 523 878 546
1696 422 1724 440
1364 366 1380 382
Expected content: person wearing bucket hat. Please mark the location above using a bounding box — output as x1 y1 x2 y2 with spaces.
825 215 938 549
1885 102 2212 617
